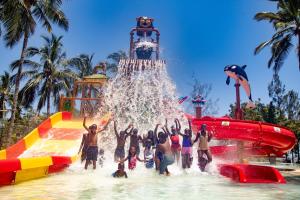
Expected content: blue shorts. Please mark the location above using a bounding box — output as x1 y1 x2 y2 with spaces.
145 159 154 168
86 146 98 161
159 154 174 174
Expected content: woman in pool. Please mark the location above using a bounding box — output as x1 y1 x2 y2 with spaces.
164 119 181 164
177 118 193 169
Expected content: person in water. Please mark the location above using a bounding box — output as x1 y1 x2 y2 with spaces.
128 128 143 156
145 129 157 149
164 119 181 164
78 128 90 163
82 116 111 170
157 132 174 175
112 163 128 178
193 124 212 172
144 139 154 169
98 148 105 167
114 120 133 162
121 146 144 170
177 119 193 169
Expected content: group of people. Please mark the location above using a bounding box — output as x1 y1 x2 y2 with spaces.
78 116 213 178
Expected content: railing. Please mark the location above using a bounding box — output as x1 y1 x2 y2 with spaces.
59 96 103 117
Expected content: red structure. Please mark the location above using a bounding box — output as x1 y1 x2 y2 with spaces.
129 17 160 60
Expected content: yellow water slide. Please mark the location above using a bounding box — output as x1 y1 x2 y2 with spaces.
0 112 111 186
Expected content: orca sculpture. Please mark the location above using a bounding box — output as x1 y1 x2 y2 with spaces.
224 65 255 109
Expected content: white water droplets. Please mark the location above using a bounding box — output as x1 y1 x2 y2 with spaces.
100 59 186 148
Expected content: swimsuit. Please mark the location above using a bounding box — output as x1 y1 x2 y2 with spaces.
86 146 98 161
144 149 154 168
170 135 181 150
182 135 192 155
128 155 137 170
114 147 125 160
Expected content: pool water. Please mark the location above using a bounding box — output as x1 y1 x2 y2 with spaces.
0 160 299 200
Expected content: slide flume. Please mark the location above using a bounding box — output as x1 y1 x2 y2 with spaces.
0 112 111 186
190 116 296 183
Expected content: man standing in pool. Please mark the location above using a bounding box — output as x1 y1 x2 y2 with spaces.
193 124 212 172
113 121 133 162
82 116 111 170
157 132 174 175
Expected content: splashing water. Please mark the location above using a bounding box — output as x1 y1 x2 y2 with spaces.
100 59 186 146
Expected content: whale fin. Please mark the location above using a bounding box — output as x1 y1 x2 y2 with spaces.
242 65 247 69
249 94 253 101
226 76 230 85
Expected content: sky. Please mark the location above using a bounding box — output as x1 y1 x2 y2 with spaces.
0 0 299 116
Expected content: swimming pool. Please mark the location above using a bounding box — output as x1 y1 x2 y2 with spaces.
0 160 299 200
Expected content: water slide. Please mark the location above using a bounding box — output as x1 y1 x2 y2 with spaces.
0 112 111 186
190 116 297 183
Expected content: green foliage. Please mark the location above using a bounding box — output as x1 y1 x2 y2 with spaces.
67 54 95 78
228 72 300 162
106 50 128 77
0 0 69 145
254 0 300 71
20 34 78 116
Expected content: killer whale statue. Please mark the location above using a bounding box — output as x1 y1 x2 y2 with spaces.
224 64 255 109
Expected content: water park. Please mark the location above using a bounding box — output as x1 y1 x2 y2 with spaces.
0 1 300 200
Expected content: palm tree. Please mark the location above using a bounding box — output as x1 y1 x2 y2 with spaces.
1 0 69 143
67 54 95 78
254 0 300 72
21 34 77 116
0 72 12 119
106 50 128 75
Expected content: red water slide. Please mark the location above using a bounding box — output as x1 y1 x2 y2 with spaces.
190 116 297 183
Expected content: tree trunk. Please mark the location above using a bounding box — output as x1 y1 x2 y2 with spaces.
0 97 4 119
291 149 294 164
47 94 50 117
7 31 29 145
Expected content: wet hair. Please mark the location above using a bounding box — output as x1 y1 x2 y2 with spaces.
171 125 176 134
120 131 126 136
184 128 190 135
158 131 164 139
91 124 97 129
147 130 154 138
133 128 138 134
128 146 136 159
118 163 125 170
158 132 167 143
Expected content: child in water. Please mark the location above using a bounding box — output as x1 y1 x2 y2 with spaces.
177 119 193 169
144 139 154 169
114 121 133 162
164 119 181 164
128 128 143 156
121 146 144 170
193 124 212 172
112 163 128 178
82 116 111 170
